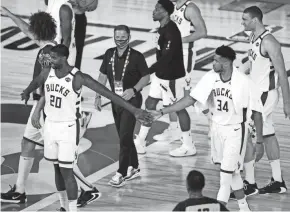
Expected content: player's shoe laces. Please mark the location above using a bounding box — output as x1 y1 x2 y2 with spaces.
230 180 258 200
109 172 126 188
124 166 140 181
134 135 146 154
259 177 287 194
153 127 180 141
169 144 197 157
0 185 27 203
77 187 101 207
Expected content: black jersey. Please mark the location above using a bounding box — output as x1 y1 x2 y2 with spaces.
173 197 229 211
150 20 185 80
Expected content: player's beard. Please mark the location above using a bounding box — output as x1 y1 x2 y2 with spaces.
115 39 129 49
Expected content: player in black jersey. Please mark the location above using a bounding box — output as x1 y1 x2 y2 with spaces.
0 7 100 208
134 0 196 157
173 170 229 211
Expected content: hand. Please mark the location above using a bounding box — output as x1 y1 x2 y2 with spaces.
1 6 11 16
20 90 30 105
255 141 264 162
122 88 135 101
149 110 162 122
134 109 153 125
31 111 42 129
94 96 102 111
283 103 290 119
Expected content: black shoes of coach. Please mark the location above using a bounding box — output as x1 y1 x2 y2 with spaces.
0 185 27 203
230 180 258 200
259 177 287 194
77 187 101 207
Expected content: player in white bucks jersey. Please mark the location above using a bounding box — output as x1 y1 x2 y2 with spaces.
154 0 207 157
232 6 289 197
151 46 264 211
46 0 76 66
21 44 152 211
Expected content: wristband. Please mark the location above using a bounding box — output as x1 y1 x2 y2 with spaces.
132 87 138 95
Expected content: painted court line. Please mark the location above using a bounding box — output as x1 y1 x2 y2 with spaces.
20 139 164 211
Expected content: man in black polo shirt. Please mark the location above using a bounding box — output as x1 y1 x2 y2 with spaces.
134 0 196 157
94 25 150 187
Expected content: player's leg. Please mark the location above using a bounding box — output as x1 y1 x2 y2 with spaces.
258 90 287 194
134 75 161 154
1 104 44 203
168 79 196 157
57 120 81 211
74 13 87 70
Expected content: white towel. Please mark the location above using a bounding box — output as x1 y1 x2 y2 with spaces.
190 67 264 120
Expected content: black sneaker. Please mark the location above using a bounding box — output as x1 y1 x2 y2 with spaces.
77 187 101 207
56 207 66 211
0 185 27 203
230 180 258 200
259 177 287 194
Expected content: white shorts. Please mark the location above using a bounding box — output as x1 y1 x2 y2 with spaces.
67 46 76 66
211 122 248 173
261 89 279 136
43 119 80 168
148 75 184 106
23 101 44 146
183 44 196 90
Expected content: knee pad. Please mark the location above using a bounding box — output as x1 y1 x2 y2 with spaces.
232 173 244 191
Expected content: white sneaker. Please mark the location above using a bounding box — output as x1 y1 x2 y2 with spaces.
108 172 125 188
153 127 180 141
125 166 140 181
169 145 197 157
134 135 146 154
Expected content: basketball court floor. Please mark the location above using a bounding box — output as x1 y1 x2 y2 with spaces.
1 0 290 211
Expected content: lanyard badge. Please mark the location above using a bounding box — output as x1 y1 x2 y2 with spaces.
112 48 131 96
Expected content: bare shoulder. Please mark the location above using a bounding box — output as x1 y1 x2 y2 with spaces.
263 34 280 48
60 4 73 16
186 2 201 15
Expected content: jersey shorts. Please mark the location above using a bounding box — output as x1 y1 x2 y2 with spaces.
149 74 184 106
43 119 80 168
211 121 248 173
23 101 45 146
182 43 196 90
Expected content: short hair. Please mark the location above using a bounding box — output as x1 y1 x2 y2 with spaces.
114 25 130 35
29 11 56 41
50 44 69 58
215 45 236 62
187 170 205 191
158 0 174 15
243 6 263 22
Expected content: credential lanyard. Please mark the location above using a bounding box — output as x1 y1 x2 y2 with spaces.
112 48 131 82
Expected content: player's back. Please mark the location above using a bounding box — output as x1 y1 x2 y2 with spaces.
44 67 82 122
46 0 76 50
249 30 278 92
173 196 229 211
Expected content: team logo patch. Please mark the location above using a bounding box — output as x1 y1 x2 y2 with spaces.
65 77 71 82
256 42 260 46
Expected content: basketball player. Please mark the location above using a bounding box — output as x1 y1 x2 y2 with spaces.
173 170 229 211
134 0 196 157
45 0 104 206
230 6 289 198
0 7 100 207
20 44 151 211
151 45 264 211
153 0 208 151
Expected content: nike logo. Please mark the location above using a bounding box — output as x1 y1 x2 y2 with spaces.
49 76 54 78
234 128 240 131
68 124 75 127
12 195 21 200
88 193 100 204
215 80 220 82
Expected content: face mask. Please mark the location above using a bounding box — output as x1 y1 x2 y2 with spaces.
115 38 129 49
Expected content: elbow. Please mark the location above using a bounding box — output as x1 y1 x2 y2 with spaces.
201 28 207 38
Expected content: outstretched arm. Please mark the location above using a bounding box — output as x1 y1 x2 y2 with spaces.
161 95 196 114
1 6 41 46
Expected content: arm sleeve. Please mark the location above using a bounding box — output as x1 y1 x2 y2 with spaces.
100 50 110 75
173 202 184 211
136 53 149 77
149 29 180 73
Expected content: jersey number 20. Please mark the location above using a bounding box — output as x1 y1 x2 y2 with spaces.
50 95 62 108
